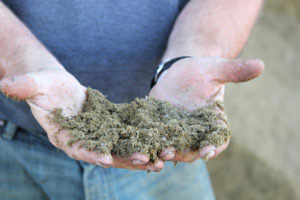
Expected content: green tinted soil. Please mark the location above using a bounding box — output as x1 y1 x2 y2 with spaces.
53 88 231 162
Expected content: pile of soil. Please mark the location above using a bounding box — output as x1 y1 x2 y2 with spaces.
53 88 230 162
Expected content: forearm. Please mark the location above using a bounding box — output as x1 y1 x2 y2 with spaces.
0 2 63 78
163 0 264 61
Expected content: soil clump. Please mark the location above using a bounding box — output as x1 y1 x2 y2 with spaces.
54 88 230 162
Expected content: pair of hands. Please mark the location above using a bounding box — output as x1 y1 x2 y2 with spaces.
0 56 264 172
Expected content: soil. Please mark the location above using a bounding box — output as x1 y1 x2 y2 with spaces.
53 88 230 162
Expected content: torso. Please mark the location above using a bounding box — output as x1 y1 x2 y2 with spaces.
0 0 188 133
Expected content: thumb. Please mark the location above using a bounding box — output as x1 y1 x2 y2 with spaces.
215 59 264 83
0 75 39 100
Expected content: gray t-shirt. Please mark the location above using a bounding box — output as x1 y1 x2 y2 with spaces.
0 0 188 134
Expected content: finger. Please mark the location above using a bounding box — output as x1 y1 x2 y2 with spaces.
145 159 164 172
0 75 39 100
50 127 113 167
64 142 113 167
112 155 149 170
214 139 230 158
159 148 176 161
199 140 230 161
199 145 216 161
129 153 150 165
171 150 200 163
27 102 113 167
215 59 264 83
112 155 164 171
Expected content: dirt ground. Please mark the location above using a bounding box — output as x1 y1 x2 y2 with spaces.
207 0 300 199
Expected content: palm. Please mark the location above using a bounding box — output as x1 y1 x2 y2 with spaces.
24 69 86 147
0 68 90 157
28 69 86 117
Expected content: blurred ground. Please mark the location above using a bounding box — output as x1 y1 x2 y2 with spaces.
207 0 300 199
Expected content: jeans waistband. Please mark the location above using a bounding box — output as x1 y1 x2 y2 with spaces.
0 119 48 141
0 120 18 140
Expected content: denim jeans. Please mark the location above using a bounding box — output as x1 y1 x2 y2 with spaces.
0 121 215 200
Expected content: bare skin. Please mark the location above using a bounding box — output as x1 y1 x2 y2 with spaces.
151 0 264 163
149 0 264 162
0 2 162 171
150 57 264 162
0 0 264 171
0 68 164 171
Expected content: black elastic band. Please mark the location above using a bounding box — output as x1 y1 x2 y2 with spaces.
150 56 191 88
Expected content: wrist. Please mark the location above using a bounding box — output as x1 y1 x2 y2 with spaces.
3 45 64 77
162 42 226 63
151 56 192 88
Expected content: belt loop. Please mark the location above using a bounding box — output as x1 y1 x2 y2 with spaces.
1 121 18 140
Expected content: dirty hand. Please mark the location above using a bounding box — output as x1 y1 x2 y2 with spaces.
149 56 264 162
0 68 163 171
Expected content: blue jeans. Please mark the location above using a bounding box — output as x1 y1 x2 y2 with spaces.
0 121 215 200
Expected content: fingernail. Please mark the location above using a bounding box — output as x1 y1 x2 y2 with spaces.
203 151 216 161
131 159 144 165
96 161 111 168
160 151 168 157
199 146 216 159
96 155 112 168
162 151 175 160
245 59 265 68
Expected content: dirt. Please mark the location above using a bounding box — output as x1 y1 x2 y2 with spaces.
53 88 230 162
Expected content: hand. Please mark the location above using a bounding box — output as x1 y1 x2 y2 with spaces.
0 67 164 171
149 56 264 162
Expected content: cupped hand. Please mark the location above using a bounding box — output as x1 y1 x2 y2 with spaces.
0 67 163 171
149 56 264 162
